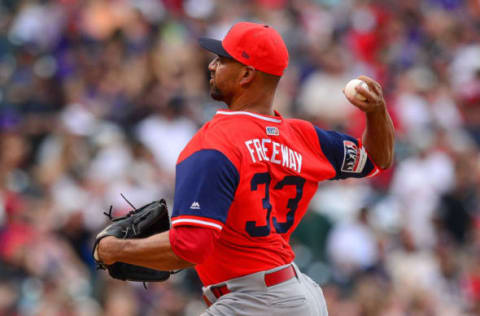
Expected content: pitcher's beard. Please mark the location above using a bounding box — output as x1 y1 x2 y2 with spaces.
210 85 224 101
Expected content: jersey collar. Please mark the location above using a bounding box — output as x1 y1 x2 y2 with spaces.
215 109 283 123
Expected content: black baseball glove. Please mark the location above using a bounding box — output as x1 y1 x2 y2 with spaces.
93 199 172 283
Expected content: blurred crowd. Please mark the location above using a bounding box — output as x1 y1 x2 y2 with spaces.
1 0 480 315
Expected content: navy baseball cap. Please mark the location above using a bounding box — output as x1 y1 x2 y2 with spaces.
198 37 232 59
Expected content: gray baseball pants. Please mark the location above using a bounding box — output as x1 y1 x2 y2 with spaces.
200 263 328 316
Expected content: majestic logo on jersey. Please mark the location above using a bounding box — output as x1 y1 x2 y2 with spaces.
341 140 367 173
266 126 279 136
190 201 201 210
244 138 303 173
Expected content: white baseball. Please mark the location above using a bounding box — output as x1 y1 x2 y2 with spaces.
344 79 370 101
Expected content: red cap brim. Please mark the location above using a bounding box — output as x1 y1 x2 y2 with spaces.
198 38 233 58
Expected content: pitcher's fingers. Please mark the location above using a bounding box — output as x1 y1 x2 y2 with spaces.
356 85 377 102
351 99 370 112
345 93 370 111
358 75 382 96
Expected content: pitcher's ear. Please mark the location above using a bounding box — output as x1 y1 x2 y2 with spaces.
239 66 256 86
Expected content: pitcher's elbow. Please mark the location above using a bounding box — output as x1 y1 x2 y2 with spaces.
380 152 394 170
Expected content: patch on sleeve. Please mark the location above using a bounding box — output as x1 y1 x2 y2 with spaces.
341 140 367 173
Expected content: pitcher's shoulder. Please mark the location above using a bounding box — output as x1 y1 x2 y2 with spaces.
284 117 315 129
176 117 243 166
283 118 319 138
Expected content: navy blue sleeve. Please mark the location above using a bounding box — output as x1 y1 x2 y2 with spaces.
172 149 239 227
314 126 377 180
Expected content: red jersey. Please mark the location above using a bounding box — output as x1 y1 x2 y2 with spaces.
171 110 379 286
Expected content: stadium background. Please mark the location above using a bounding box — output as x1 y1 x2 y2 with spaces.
1 0 480 315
